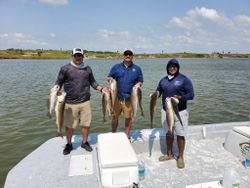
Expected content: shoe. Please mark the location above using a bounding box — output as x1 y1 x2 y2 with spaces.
63 144 72 155
81 141 93 152
177 158 185 169
159 155 174 161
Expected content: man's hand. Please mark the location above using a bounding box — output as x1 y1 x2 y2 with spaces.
107 77 114 84
173 95 182 100
134 82 142 89
101 87 110 94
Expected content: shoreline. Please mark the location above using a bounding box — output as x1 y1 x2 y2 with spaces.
1 49 250 59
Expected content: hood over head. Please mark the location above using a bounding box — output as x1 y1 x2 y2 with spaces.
166 58 180 75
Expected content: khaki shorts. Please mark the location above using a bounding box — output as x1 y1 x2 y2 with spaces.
161 109 189 136
63 101 92 129
112 99 132 119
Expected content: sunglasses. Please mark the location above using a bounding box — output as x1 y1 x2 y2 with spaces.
124 52 133 56
74 54 83 58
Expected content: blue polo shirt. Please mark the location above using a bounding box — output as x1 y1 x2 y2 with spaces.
108 62 143 100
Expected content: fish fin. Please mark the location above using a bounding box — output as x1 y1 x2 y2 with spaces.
141 111 144 117
170 97 183 126
150 122 153 129
57 132 63 137
131 116 137 123
47 112 52 119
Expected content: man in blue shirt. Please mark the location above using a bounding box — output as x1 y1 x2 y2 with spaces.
157 58 194 169
107 49 143 138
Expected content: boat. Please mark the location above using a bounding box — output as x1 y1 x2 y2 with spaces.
4 121 250 188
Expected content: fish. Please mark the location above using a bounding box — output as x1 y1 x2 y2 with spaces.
102 92 111 122
165 97 183 135
138 88 144 117
165 97 175 135
55 91 66 137
47 86 58 118
149 91 158 128
110 79 117 112
131 87 144 122
171 97 183 126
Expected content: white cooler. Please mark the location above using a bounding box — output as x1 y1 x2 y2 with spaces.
97 132 139 188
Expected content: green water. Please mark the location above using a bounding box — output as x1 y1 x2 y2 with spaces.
0 58 250 187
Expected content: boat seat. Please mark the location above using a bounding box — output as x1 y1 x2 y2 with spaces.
224 126 250 158
232 126 250 138
97 132 138 188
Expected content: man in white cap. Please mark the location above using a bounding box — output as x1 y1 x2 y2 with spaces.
107 49 144 139
55 48 109 155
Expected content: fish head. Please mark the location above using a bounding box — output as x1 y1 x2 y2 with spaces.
57 91 66 102
165 97 174 111
171 97 179 104
131 86 139 95
110 79 117 90
165 97 171 104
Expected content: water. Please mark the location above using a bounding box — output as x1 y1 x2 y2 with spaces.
0 58 250 187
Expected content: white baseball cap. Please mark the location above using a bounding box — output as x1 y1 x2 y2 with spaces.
72 48 84 55
123 48 133 55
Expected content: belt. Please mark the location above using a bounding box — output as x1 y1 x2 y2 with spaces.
118 98 130 103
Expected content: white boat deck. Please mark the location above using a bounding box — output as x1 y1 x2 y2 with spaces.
4 121 250 188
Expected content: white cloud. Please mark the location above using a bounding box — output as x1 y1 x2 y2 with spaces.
14 33 26 38
39 0 68 6
234 15 250 26
0 32 48 49
97 29 115 39
169 7 233 30
90 29 154 52
0 34 9 38
49 33 56 37
163 7 250 53
169 16 200 30
188 7 220 21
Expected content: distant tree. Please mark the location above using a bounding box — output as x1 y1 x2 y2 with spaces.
37 51 42 57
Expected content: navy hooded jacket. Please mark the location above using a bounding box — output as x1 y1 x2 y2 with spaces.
157 59 194 111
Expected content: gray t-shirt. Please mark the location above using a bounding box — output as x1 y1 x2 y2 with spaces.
56 63 99 104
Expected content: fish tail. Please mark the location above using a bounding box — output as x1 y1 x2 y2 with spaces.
103 116 106 122
131 116 137 123
150 122 153 129
57 132 63 138
141 109 144 117
47 112 52 118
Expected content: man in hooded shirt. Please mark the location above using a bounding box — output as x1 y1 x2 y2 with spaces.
156 58 194 168
54 48 109 155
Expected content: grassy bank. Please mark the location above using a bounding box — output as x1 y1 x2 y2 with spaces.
0 49 250 59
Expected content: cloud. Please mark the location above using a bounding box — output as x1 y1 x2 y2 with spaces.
169 7 233 30
14 33 26 38
49 33 56 37
0 32 48 49
163 6 250 53
188 7 220 21
96 29 153 52
234 15 250 26
0 34 9 38
169 16 200 29
38 0 68 6
97 29 115 39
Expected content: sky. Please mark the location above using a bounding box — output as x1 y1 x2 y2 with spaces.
0 0 250 53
